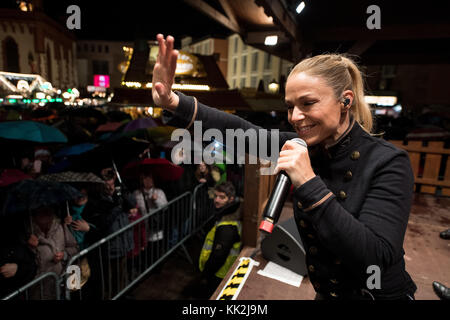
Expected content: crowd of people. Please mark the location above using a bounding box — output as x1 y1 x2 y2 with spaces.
0 106 245 299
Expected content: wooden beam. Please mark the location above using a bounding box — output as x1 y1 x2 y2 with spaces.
312 23 450 42
242 157 276 248
218 0 239 29
183 0 242 34
254 0 301 42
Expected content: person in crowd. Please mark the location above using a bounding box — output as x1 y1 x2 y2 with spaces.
0 216 37 299
20 155 34 176
65 188 92 250
84 169 133 299
124 194 147 281
132 172 167 263
151 34 417 300
27 205 79 299
194 161 216 188
33 148 53 176
198 182 242 298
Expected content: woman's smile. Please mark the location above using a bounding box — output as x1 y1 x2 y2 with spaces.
296 124 317 135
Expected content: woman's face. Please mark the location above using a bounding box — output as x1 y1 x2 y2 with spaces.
142 175 154 189
199 162 207 173
285 72 352 146
75 189 88 206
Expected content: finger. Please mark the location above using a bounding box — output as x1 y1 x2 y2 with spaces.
276 157 294 166
279 150 296 158
275 162 290 175
165 35 174 59
281 141 298 151
274 162 290 175
168 50 179 79
157 34 166 62
154 82 166 97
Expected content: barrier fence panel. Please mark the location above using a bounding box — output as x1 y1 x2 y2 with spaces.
389 140 450 195
192 183 215 234
3 183 216 301
64 191 193 300
1 272 61 300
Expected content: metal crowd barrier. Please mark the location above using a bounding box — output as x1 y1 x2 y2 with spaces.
1 272 61 300
2 183 214 301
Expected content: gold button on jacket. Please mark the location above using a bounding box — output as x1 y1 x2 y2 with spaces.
351 151 360 160
330 292 338 298
344 170 353 180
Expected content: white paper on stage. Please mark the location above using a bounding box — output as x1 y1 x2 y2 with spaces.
257 261 303 287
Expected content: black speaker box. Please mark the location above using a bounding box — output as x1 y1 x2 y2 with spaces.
260 217 307 276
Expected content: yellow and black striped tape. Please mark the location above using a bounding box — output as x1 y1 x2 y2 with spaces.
217 258 259 300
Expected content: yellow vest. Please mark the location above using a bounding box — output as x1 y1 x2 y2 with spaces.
199 220 242 279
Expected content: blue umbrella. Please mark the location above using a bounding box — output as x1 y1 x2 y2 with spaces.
54 143 98 158
0 121 67 143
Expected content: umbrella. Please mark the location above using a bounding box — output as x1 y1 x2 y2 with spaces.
38 171 104 184
53 120 93 144
2 179 82 215
146 126 176 144
106 110 132 122
122 158 184 181
0 169 32 187
122 117 158 132
63 136 152 175
0 120 67 143
95 122 124 133
47 158 73 174
61 107 106 121
54 143 98 158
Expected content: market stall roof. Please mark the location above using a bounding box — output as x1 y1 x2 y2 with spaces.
184 0 450 64
0 71 56 95
123 40 228 89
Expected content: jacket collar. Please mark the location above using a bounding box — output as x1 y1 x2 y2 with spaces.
214 200 241 221
310 116 363 160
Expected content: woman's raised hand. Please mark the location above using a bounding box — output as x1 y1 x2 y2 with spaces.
152 34 180 110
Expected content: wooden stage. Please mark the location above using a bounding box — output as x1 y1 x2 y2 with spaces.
128 193 449 300
211 194 450 300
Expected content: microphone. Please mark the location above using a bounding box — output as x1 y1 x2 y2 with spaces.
259 138 307 234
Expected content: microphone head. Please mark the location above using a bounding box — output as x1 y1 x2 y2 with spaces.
290 137 307 148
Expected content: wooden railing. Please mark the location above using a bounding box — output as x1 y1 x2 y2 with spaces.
389 140 450 196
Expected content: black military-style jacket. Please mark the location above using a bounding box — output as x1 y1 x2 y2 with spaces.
163 91 417 300
292 119 417 300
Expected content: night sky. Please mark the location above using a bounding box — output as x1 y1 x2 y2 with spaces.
3 0 232 45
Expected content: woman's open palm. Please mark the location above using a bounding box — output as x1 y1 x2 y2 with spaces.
152 34 179 108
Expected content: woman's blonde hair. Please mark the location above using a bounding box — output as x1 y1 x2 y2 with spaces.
288 54 373 133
